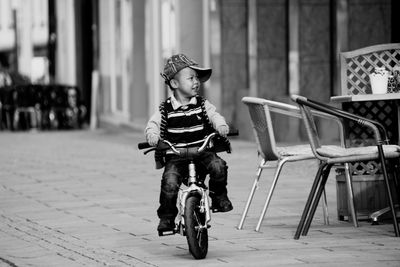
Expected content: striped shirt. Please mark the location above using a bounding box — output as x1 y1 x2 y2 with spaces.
145 95 228 145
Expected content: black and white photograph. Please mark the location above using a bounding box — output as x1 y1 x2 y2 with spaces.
0 0 399 266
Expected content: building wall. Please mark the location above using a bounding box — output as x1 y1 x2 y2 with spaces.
98 0 112 115
144 0 163 118
299 0 331 102
98 0 134 125
0 1 15 52
257 0 293 142
220 0 248 125
297 0 333 141
0 0 48 77
257 0 288 101
177 0 204 64
347 0 391 50
55 0 76 85
1 0 396 138
92 0 396 142
130 0 148 127
232 0 394 142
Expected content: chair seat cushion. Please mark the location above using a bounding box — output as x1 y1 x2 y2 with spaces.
317 144 400 157
277 144 313 156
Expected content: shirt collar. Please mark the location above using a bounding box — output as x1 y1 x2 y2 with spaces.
170 95 197 110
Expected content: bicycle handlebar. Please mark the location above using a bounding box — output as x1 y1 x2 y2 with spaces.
138 142 153 150
138 129 239 153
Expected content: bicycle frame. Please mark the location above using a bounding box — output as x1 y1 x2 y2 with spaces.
177 161 211 236
138 130 238 259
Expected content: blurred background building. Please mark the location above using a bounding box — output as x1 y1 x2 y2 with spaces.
0 0 398 140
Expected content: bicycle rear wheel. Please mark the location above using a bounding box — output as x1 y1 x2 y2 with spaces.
184 194 208 259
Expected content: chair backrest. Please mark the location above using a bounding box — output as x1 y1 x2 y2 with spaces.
291 95 333 161
242 97 303 161
0 86 14 106
340 43 400 95
50 85 70 108
291 94 391 162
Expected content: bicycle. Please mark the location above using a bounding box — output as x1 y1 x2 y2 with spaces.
138 130 238 259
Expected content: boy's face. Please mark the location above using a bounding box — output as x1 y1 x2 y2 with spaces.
171 67 200 98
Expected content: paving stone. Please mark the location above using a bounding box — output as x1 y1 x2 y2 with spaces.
0 130 399 266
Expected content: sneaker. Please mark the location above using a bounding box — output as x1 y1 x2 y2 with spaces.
211 195 233 213
157 218 175 232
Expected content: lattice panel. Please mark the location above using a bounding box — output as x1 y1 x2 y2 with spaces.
344 49 400 95
336 159 398 176
351 161 380 175
342 100 399 175
343 101 397 144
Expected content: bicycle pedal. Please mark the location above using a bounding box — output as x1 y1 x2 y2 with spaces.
211 204 233 213
212 207 225 213
211 207 218 213
158 229 177 236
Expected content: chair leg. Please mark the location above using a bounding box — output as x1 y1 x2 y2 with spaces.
36 108 42 130
344 163 358 227
302 164 332 236
377 145 399 237
13 109 20 130
27 110 35 129
237 159 266 230
370 160 400 222
321 189 329 225
294 162 327 240
0 106 3 130
255 158 288 232
393 159 400 206
5 109 12 130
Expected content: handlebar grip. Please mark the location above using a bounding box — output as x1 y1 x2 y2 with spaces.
138 129 238 150
227 129 239 136
138 142 151 150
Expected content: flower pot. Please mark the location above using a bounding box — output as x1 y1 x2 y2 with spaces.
369 72 388 94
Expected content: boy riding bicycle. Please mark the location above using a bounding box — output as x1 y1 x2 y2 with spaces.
145 54 233 232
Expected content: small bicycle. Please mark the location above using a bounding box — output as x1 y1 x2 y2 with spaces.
138 131 238 259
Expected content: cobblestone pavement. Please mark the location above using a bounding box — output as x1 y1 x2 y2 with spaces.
0 129 399 267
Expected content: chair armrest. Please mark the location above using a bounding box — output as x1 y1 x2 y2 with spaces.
307 98 389 143
241 96 346 147
264 99 302 119
265 98 346 146
265 98 340 122
292 95 385 145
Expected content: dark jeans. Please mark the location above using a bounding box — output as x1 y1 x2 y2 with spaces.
157 151 228 220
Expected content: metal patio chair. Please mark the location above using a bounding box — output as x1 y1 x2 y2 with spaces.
12 85 43 130
291 94 400 239
238 97 358 232
337 43 400 223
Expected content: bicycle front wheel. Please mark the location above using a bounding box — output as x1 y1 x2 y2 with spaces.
184 194 208 259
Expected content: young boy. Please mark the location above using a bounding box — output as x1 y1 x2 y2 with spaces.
145 54 233 232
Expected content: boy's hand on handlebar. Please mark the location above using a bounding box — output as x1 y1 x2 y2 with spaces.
217 125 229 137
148 134 160 147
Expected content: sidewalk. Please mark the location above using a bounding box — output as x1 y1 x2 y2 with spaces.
0 129 399 267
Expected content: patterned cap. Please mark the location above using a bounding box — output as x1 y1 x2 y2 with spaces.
160 54 212 84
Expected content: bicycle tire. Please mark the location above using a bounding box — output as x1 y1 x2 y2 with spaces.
184 194 208 259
